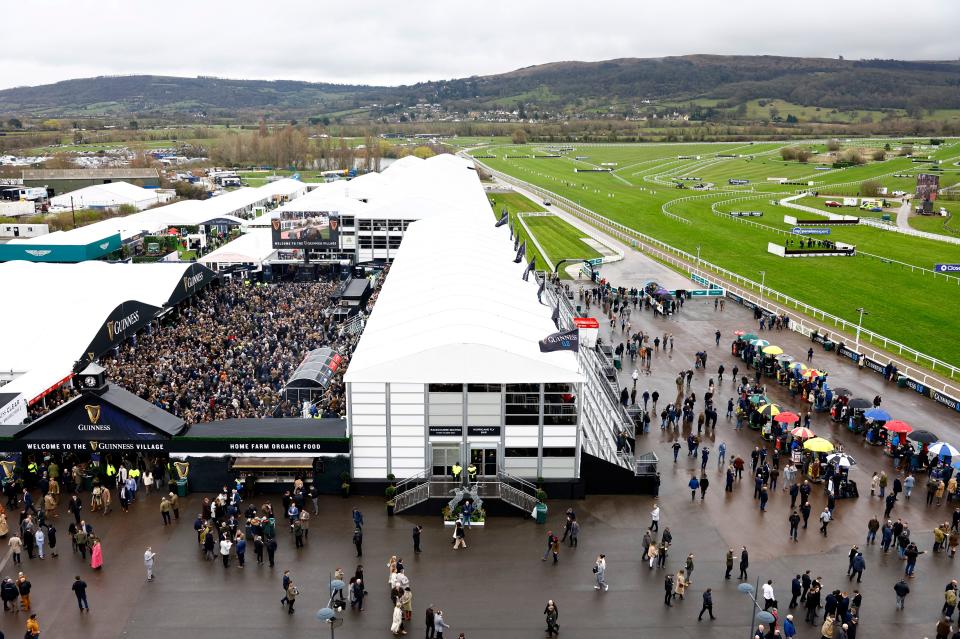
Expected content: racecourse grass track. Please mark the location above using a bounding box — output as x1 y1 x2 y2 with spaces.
472 140 960 366
522 214 602 263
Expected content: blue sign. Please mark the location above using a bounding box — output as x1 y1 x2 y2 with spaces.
791 227 831 235
935 264 960 273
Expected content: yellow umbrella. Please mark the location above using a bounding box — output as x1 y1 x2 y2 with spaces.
758 403 781 417
803 437 834 453
762 345 784 356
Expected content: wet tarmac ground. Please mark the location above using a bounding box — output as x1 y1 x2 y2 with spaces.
0 295 958 639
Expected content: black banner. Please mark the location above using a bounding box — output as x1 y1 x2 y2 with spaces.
429 426 463 437
862 357 886 375
79 300 162 369
165 263 216 307
899 375 931 398
170 439 350 454
467 426 502 437
836 344 860 363
932 390 960 414
539 328 580 353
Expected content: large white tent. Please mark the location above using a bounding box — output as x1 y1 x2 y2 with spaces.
49 181 173 211
198 228 275 269
0 261 212 405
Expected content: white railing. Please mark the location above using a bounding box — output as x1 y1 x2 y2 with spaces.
473 157 960 391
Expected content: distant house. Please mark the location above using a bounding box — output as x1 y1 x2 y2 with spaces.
21 168 162 195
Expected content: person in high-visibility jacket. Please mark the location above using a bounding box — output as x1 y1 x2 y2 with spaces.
451 463 462 481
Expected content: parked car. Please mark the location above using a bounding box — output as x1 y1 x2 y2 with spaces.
824 200 842 208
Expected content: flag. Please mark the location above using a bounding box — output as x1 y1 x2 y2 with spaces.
514 233 520 252
514 241 526 263
523 256 536 281
495 211 508 227
509 220 514 241
539 328 579 353
551 303 560 328
537 277 546 303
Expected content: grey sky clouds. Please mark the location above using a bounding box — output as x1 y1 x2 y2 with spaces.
3 0 958 90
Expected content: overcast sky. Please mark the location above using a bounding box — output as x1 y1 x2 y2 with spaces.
4 0 959 90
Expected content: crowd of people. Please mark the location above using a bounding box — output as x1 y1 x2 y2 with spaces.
100 278 358 423
27 272 387 426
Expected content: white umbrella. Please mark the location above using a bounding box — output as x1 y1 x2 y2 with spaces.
929 442 960 458
826 452 856 468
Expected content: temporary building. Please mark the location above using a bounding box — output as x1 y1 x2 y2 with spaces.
49 181 173 211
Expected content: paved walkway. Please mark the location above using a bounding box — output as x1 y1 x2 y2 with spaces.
896 200 912 230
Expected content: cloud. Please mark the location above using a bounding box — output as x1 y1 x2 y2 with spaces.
3 0 959 89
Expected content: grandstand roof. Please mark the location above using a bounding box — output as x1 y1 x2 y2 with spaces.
0 261 215 405
345 155 581 384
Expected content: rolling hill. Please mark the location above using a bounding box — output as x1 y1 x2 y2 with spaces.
2 55 959 119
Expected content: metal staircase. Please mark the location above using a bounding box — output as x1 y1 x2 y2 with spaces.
392 470 541 515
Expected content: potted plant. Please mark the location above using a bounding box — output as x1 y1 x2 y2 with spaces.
535 488 548 504
340 472 351 498
385 484 397 516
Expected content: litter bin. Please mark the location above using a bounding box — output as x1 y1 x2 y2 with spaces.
823 341 835 352
897 376 908 388
535 503 548 524
176 478 188 497
82 472 95 493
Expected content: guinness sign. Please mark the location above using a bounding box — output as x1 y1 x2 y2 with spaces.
182 272 205 291
84 405 101 424
105 310 141 341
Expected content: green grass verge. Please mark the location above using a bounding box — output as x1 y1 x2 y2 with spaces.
523 215 602 264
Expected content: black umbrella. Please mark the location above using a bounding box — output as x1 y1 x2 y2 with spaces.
908 429 938 444
848 398 871 410
831 387 852 397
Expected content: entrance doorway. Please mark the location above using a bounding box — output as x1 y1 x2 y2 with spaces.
431 444 461 478
470 447 498 477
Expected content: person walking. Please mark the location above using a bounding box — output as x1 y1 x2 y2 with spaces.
788 575 802 609
235 534 246 568
789 510 801 542
725 548 734 579
285 579 298 614
849 552 865 583
594 554 608 591
266 536 278 567
34 527 45 560
762 580 776 610
1 577 18 612
663 573 674 606
413 525 423 554
17 573 31 612
649 504 660 531
25 612 40 638
8 533 22 565
819 508 832 536
144 547 157 581
739 546 749 580
434 609 450 639
72 575 89 612
352 507 363 529
894 579 910 610
425 605 435 639
219 535 232 568
452 521 466 550
698 588 716 621
160 496 172 526
353 526 364 557
544 600 559 637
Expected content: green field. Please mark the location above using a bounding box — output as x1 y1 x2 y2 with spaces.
523 215 602 265
487 192 601 275
473 140 960 368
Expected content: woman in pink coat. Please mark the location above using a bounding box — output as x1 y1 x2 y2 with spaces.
90 538 103 570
